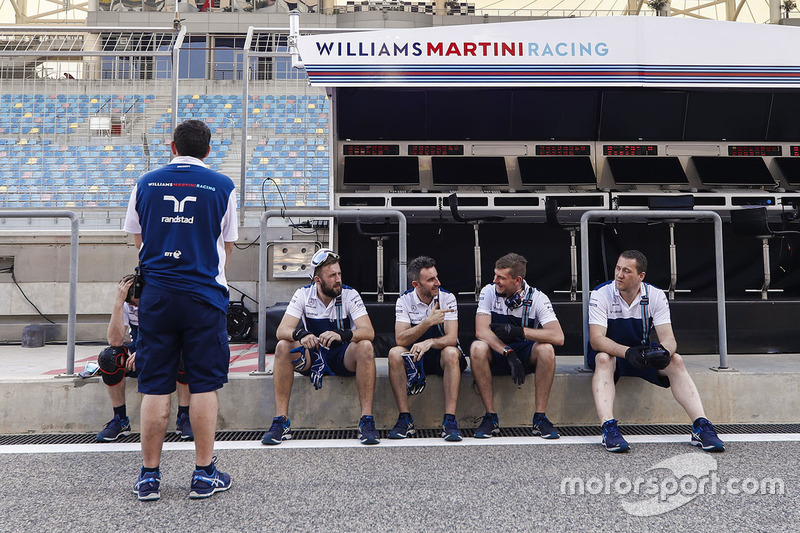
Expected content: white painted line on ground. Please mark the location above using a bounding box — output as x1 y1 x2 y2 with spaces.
2 433 799 454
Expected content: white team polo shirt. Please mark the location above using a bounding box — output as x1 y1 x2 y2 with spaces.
395 288 458 325
285 283 368 334
476 281 558 328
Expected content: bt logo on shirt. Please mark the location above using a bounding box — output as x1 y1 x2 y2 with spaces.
164 250 182 259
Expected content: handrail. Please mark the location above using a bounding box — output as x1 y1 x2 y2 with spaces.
0 210 79 376
580 210 729 369
257 209 408 372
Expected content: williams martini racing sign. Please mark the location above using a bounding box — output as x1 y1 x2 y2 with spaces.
295 16 800 88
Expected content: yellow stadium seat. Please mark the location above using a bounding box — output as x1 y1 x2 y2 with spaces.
27 158 38 164
317 145 325 151
167 107 172 113
253 108 260 114
224 103 232 109
105 146 114 151
18 139 28 145
14 103 22 108
294 118 302 123
0 185 7 193
69 123 78 129
260 157 269 164
308 104 316 109
29 128 39 134
89 185 99 192
24 112 32 118
192 94 200 100
316 128 325 134
125 163 136 171
273 178 281 185
90 98 98 103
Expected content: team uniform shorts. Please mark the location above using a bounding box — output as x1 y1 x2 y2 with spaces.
298 343 356 377
136 285 230 395
418 346 468 376
487 340 538 376
587 349 670 388
122 340 187 384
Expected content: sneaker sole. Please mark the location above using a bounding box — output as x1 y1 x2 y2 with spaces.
189 484 231 500
137 491 160 501
533 430 561 440
604 443 630 453
443 434 463 442
691 439 725 452
261 434 292 445
388 428 415 439
97 430 131 442
359 436 381 445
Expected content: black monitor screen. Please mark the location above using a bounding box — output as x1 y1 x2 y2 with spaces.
692 156 774 186
426 89 512 140
337 88 426 140
606 157 688 185
767 93 800 141
432 157 508 186
511 89 599 140
518 156 596 186
775 158 800 186
599 90 686 141
342 156 420 186
684 92 771 141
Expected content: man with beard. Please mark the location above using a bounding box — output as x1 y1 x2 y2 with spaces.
387 256 466 442
470 252 564 439
262 248 379 445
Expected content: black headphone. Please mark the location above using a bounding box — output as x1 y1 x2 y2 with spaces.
504 281 529 310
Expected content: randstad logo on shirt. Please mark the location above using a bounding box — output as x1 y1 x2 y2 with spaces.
161 215 194 224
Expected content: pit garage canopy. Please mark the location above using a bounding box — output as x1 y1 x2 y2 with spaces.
296 17 800 88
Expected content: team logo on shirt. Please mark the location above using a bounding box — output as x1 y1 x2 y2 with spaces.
161 195 197 224
164 250 182 259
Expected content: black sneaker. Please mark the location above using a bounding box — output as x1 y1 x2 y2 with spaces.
261 416 291 445
388 413 415 439
532 413 560 439
358 415 380 445
441 414 463 442
601 419 630 453
132 469 161 501
474 413 500 439
189 458 231 500
97 414 131 442
176 412 193 441
691 418 725 452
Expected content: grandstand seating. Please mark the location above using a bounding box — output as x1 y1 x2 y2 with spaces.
0 93 331 209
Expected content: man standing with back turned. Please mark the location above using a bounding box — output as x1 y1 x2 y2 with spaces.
124 119 238 500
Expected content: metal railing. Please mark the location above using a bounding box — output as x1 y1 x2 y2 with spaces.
256 208 407 372
0 210 79 376
580 209 729 369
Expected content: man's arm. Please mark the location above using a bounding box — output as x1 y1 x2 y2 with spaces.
589 324 629 358
133 233 142 250
224 241 234 271
476 313 511 354
107 278 133 346
394 304 453 348
523 320 565 346
350 314 375 342
276 313 302 342
653 323 678 356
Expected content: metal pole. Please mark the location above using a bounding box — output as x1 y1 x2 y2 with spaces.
580 210 728 370
257 209 407 372
0 211 79 376
668 222 677 300
170 26 186 135
241 27 254 227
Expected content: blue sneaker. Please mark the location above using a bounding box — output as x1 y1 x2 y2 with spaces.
532 413 560 439
474 413 500 439
602 419 630 453
132 469 161 501
388 413 415 439
358 415 380 445
441 414 463 442
691 418 725 452
176 412 193 441
261 416 291 445
189 458 231 499
97 414 131 442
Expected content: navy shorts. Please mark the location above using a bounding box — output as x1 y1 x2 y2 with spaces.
136 286 229 395
587 349 670 388
417 347 467 376
298 343 356 377
488 340 537 376
122 341 187 385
